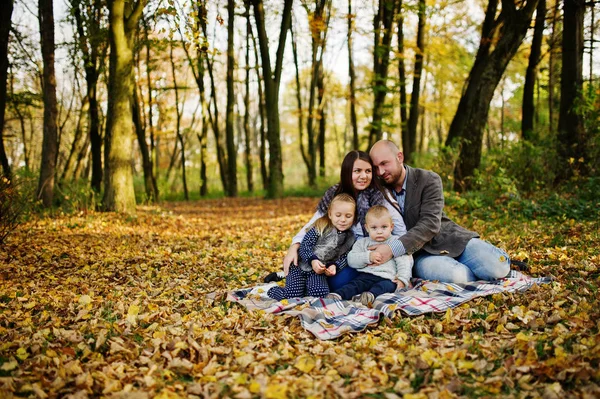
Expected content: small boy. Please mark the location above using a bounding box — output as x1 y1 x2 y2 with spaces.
327 205 413 306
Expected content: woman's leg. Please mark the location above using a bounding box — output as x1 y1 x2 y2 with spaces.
327 266 359 292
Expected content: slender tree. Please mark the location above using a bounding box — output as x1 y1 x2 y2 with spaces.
251 0 293 198
556 0 586 182
243 4 254 193
225 0 238 196
369 0 397 147
0 0 14 179
445 0 540 191
71 0 107 193
397 0 408 156
169 39 189 200
547 0 561 135
522 0 546 140
405 0 426 162
103 0 146 213
37 0 59 207
347 0 359 150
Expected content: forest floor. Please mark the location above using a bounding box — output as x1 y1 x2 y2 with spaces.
0 197 599 398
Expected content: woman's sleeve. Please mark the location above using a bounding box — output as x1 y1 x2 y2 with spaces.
291 210 324 245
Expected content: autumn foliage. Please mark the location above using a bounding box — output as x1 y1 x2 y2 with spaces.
0 198 599 398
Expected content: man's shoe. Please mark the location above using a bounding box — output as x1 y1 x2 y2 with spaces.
264 271 285 283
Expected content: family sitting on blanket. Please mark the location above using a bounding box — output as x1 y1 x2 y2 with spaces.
266 139 512 302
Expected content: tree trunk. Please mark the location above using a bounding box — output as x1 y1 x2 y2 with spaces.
348 0 359 150
397 0 408 155
244 6 254 193
225 0 238 197
447 0 539 191
169 39 188 200
37 0 59 207
0 0 14 179
522 0 545 140
251 0 293 199
61 97 88 182
556 0 586 182
103 0 146 214
291 24 313 185
547 0 560 136
369 0 397 147
143 17 157 181
317 63 326 177
132 85 158 202
406 0 425 162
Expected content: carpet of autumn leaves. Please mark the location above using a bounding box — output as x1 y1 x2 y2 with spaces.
1 197 599 399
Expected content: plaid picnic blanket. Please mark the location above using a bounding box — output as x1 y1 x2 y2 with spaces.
224 270 552 340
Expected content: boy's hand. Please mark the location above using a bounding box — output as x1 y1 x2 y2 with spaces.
369 251 384 265
393 279 406 290
325 265 336 276
311 259 326 274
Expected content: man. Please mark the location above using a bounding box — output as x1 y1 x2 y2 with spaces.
368 140 510 283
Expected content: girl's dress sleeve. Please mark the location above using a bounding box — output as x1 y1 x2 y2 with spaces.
299 227 320 263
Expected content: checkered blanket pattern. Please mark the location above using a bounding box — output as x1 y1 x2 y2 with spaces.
225 270 552 340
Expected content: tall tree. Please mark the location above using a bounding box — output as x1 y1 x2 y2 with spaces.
397 0 408 156
547 0 561 135
556 0 586 182
71 0 108 193
37 0 59 207
251 0 293 198
243 4 253 193
405 0 426 163
347 0 359 150
103 0 146 213
132 84 158 202
226 0 238 196
369 0 397 147
445 0 539 191
169 39 188 200
522 0 546 140
0 0 14 179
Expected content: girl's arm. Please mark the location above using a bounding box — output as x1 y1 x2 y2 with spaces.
298 227 321 264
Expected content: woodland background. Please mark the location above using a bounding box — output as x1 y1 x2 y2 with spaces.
0 0 599 397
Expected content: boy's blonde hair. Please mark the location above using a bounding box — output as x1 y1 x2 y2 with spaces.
365 205 392 224
313 193 356 234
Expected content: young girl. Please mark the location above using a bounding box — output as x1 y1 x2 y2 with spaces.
267 194 357 300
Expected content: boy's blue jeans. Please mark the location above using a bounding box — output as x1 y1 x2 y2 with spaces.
413 238 511 283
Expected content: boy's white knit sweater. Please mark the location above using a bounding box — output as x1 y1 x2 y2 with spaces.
347 236 413 287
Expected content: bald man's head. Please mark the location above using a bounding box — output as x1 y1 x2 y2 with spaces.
369 140 405 191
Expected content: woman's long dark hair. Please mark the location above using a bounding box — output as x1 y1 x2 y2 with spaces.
336 150 385 198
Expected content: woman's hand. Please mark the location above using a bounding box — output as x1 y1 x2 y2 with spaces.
311 259 326 274
283 243 300 276
366 244 393 265
325 265 336 276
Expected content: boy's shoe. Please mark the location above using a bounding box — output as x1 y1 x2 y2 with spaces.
325 293 342 300
263 271 285 283
359 292 375 307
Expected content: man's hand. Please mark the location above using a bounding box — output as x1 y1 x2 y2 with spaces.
283 243 300 276
366 244 393 265
369 251 384 265
325 265 336 276
311 259 327 274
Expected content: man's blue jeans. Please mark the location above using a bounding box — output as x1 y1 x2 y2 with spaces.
413 238 510 283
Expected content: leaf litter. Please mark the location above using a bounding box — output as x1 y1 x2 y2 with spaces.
0 198 599 398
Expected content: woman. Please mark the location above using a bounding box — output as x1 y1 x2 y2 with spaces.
267 150 406 291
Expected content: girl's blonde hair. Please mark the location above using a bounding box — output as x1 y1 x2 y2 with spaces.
312 193 356 234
